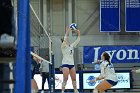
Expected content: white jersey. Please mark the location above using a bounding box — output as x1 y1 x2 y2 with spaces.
99 61 118 82
61 36 80 65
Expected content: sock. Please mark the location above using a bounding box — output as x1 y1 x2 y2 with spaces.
32 89 38 93
99 91 105 93
93 88 99 93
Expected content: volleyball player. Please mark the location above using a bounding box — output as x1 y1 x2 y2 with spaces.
90 52 118 93
61 26 80 93
31 56 39 93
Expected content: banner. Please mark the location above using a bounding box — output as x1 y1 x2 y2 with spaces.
125 0 140 32
100 0 120 32
34 74 80 89
83 46 140 63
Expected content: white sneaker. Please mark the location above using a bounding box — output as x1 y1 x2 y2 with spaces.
74 90 79 93
41 90 44 93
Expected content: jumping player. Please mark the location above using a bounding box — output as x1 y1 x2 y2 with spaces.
61 26 80 93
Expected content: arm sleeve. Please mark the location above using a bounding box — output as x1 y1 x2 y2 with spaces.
71 37 80 48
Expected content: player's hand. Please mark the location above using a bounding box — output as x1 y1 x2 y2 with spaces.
92 60 101 64
66 26 71 32
75 29 80 36
90 79 96 83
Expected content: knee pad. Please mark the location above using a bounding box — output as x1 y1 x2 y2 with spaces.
62 81 67 88
72 81 77 87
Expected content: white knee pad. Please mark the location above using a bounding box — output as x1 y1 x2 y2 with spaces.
72 81 77 87
62 81 67 88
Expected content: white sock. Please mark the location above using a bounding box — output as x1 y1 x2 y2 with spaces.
99 91 105 93
93 88 99 93
31 89 35 93
41 90 44 93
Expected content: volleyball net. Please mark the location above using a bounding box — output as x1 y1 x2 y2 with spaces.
30 3 52 64
30 3 55 93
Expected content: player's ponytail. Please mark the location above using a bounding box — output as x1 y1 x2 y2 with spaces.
103 52 111 65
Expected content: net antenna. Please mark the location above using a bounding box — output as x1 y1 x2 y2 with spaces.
31 52 52 64
30 3 52 64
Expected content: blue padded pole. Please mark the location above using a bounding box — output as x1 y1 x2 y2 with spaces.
49 55 55 93
15 0 31 93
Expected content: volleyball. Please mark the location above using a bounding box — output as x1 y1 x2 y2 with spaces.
70 23 77 30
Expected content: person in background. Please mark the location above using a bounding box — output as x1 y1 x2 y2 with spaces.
39 55 50 93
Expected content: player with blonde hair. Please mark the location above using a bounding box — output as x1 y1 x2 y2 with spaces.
61 26 80 93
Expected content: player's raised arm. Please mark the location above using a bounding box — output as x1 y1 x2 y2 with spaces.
61 26 71 48
71 29 80 48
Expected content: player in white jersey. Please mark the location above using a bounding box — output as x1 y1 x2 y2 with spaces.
90 52 118 93
61 26 80 93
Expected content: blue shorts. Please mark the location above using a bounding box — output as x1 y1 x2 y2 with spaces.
61 64 74 69
106 80 118 86
31 70 35 79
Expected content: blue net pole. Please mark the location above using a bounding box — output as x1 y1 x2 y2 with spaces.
15 0 31 92
49 55 55 93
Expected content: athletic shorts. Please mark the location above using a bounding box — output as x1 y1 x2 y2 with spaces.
106 80 118 86
61 64 74 69
31 71 35 79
